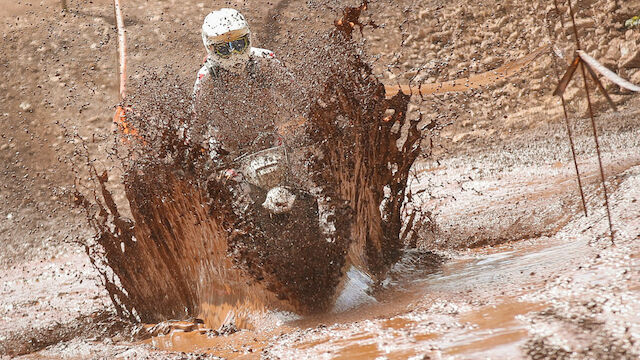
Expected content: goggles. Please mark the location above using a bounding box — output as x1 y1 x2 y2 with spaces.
210 34 250 58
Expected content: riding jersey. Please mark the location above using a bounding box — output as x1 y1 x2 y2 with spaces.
192 47 275 98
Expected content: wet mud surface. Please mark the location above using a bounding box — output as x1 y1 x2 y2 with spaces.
127 160 640 359
2 0 640 358
5 127 639 358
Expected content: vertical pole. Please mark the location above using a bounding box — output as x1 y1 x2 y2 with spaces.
567 0 614 242
560 96 588 216
552 0 587 216
579 63 614 242
567 0 582 50
113 0 127 101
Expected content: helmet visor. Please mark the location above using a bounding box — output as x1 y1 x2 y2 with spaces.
211 34 250 58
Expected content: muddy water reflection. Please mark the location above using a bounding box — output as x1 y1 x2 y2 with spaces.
147 237 592 358
444 300 547 357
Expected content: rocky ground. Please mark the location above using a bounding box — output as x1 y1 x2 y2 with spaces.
1 0 640 358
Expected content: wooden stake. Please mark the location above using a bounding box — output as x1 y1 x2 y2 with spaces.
113 0 127 101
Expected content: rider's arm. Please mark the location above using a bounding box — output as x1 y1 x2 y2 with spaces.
192 64 209 100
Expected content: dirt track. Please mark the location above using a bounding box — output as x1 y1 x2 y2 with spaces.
1 0 640 358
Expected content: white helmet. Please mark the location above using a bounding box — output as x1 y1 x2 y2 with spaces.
202 8 252 73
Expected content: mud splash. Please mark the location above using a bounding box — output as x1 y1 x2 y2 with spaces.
76 3 423 329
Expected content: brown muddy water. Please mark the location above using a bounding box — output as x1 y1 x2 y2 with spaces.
142 236 592 359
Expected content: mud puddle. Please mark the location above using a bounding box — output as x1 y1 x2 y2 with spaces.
145 236 594 358
410 238 592 358
444 300 547 358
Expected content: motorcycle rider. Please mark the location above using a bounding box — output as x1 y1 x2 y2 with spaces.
192 8 339 240
194 8 361 310
191 7 278 160
193 8 304 216
193 8 275 98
